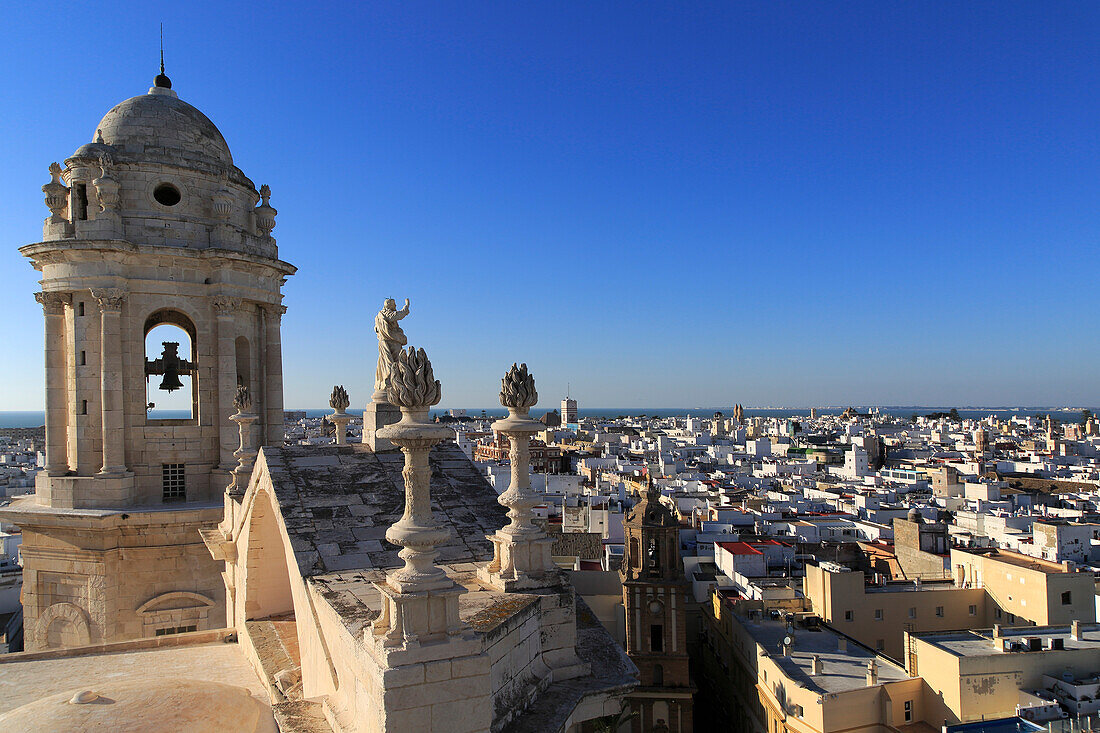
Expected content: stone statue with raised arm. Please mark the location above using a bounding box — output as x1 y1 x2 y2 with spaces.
373 297 410 402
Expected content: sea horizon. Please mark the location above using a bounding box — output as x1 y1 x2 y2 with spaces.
1 405 1096 429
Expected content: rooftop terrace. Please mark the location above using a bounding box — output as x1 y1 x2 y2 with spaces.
739 614 908 694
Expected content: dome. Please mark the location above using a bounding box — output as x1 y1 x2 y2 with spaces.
0 678 275 732
91 84 233 169
907 507 923 524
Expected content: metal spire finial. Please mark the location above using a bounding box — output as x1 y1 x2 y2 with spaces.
154 23 172 89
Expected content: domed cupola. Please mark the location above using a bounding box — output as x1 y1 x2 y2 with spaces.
91 81 234 170
42 71 280 258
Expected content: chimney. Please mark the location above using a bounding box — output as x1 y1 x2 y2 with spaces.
866 659 879 686
1072 620 1082 641
811 654 823 675
838 637 847 653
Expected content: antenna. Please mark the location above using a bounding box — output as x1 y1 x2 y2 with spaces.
160 23 165 74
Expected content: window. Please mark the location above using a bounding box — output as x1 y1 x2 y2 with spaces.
653 664 664 686
80 399 88 415
154 625 197 636
79 350 86 366
162 463 186 502
844 610 853 622
995 608 1002 620
876 639 885 651
935 606 944 618
874 609 883 621
153 183 181 206
1062 591 1072 606
74 183 88 220
77 301 85 316
145 311 196 420
630 538 639 568
908 607 916 619
904 700 912 723
969 605 977 616
651 624 664 652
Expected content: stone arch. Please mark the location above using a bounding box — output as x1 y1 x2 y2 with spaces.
242 488 294 620
144 308 199 420
137 591 217 637
136 590 216 614
36 602 91 649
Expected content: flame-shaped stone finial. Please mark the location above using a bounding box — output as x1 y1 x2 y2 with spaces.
500 363 537 411
388 347 441 409
329 385 350 412
233 385 252 412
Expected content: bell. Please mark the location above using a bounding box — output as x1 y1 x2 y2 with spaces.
159 367 185 393
145 341 193 394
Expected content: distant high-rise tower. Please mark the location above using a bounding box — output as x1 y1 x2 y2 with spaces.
0 70 294 650
561 394 578 425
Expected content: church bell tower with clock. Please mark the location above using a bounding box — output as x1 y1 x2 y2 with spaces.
620 474 695 732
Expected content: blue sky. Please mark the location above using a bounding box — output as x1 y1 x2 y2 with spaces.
2 2 1099 411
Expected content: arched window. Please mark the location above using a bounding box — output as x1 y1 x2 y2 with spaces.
630 537 640 568
653 663 664 686
235 336 251 392
145 310 196 421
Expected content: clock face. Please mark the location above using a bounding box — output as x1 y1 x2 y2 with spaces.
648 600 663 615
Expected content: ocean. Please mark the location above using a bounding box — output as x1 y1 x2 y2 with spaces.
1 406 1094 428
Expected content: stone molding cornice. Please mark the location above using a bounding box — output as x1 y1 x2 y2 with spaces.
35 291 72 315
19 240 297 278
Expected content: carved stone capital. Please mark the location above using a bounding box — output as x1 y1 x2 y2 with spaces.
34 291 71 316
89 287 126 312
260 303 287 319
211 295 243 316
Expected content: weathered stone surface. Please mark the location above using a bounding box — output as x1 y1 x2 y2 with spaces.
262 442 506 579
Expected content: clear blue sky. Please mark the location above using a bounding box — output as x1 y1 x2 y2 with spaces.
2 2 1099 411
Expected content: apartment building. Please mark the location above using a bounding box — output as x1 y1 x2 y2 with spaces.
950 547 1095 626
803 562 993 660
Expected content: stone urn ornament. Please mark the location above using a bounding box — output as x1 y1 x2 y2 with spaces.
327 384 352 445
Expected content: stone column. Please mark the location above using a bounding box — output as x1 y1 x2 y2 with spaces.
35 292 71 475
480 364 557 591
228 386 258 499
212 296 241 470
261 304 286 446
327 385 351 446
373 347 466 648
90 288 127 476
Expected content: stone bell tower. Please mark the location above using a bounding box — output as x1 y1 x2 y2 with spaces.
0 68 295 650
620 475 695 733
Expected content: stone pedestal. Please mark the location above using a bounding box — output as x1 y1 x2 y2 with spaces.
363 401 400 451
228 410 258 499
328 411 351 445
479 407 560 592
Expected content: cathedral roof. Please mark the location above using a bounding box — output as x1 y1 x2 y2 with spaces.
84 81 233 169
258 442 507 578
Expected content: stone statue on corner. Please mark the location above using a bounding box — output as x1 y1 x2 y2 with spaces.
373 297 410 403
